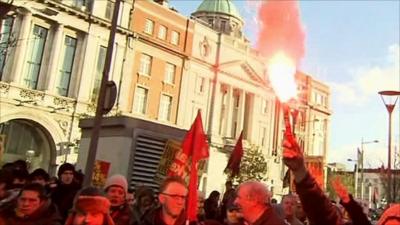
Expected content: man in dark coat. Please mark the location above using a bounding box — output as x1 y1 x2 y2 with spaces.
0 183 62 225
51 163 81 222
234 181 286 225
142 176 187 225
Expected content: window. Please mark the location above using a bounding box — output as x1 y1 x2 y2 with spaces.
171 31 179 45
158 25 167 40
164 63 175 84
56 36 77 96
139 54 152 76
261 99 268 114
23 25 48 89
261 127 267 147
133 86 148 114
158 94 172 121
91 46 107 102
144 19 154 35
0 17 14 79
196 76 205 93
105 0 114 20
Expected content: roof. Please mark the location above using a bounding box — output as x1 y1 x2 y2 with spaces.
194 0 243 21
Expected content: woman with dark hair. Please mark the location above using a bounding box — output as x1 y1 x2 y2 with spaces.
65 186 115 225
204 191 221 221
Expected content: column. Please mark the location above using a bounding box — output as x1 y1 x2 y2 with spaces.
225 85 233 137
45 23 64 93
9 12 32 84
237 89 245 137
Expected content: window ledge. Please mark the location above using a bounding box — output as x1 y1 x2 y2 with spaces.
137 72 151 78
162 81 175 87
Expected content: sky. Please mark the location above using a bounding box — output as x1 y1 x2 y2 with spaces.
169 0 400 170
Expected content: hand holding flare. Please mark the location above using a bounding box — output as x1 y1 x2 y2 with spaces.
331 176 351 203
282 103 305 173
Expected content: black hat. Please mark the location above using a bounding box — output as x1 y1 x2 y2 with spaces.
30 168 50 181
57 163 75 177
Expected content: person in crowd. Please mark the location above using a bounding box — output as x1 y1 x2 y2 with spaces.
65 186 115 225
127 188 135 207
234 181 286 225
377 204 400 225
142 176 187 225
223 202 244 225
220 181 236 221
282 129 340 225
11 168 29 188
132 185 155 225
0 183 62 225
331 176 371 225
197 190 206 222
29 168 50 186
104 174 134 225
0 168 28 210
281 194 303 225
294 197 308 225
51 163 81 222
204 190 220 220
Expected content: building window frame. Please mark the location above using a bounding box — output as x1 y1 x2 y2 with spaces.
171 31 179 45
158 93 172 121
133 85 149 114
56 35 77 96
164 62 175 84
91 45 107 102
144 19 154 35
158 25 167 40
23 24 48 89
0 16 14 80
139 53 152 76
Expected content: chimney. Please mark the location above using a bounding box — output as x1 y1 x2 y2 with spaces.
154 0 169 7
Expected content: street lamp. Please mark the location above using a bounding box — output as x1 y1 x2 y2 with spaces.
378 90 400 204
360 138 378 201
347 158 359 198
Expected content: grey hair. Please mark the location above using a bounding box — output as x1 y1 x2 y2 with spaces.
239 181 272 205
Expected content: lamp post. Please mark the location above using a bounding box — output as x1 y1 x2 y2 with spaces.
378 90 400 204
359 138 378 201
347 158 359 198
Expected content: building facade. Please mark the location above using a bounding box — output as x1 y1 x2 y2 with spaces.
0 0 331 198
0 0 135 174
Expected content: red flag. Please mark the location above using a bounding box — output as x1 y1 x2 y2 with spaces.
225 131 244 177
180 111 209 222
167 111 209 178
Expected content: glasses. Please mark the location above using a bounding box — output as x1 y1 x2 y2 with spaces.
161 193 187 201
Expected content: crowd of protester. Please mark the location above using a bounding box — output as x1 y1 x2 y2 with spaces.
0 128 399 225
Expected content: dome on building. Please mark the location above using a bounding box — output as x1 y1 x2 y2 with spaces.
194 0 243 22
192 0 244 39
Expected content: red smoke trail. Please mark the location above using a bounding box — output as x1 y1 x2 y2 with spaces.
256 0 306 67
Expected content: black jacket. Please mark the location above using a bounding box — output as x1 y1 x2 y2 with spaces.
295 172 340 225
340 195 371 225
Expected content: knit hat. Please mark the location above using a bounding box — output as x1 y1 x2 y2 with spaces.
57 163 75 177
65 186 115 225
104 174 128 195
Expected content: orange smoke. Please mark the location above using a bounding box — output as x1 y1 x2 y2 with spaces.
257 1 305 67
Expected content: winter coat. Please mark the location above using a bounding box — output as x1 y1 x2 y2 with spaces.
142 206 186 225
0 199 62 225
340 195 371 225
50 181 81 221
110 203 135 225
252 207 287 225
204 198 220 220
295 172 340 225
